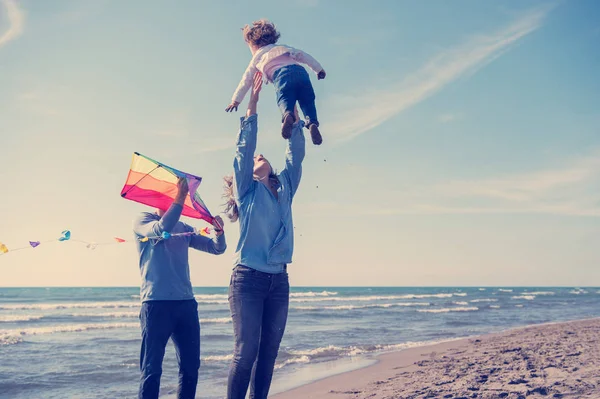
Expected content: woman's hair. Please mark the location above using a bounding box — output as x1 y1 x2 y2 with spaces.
222 171 278 223
242 19 281 48
222 175 239 223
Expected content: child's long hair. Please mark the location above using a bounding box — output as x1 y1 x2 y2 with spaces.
242 19 281 48
222 172 279 223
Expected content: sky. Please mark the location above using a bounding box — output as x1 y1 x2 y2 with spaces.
1 0 599 287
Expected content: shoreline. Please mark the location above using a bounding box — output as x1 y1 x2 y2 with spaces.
273 317 600 398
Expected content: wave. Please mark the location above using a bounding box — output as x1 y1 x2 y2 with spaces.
498 289 513 292
490 305 501 309
0 315 44 322
201 318 231 324
569 289 588 295
418 307 478 314
130 295 140 299
194 294 228 300
202 354 234 362
290 291 338 298
74 312 139 318
0 322 139 345
453 301 469 306
293 302 430 311
470 298 498 303
0 302 140 311
523 291 554 296
274 340 455 370
453 293 467 297
479 288 486 291
291 293 461 303
515 304 524 307
512 295 535 300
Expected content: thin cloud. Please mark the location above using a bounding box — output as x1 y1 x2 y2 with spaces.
299 151 600 217
327 7 552 142
0 0 25 48
438 113 463 123
433 154 600 203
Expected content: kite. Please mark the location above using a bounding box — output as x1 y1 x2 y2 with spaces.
59 230 71 242
199 227 211 237
114 237 126 243
120 152 222 229
0 243 8 254
29 241 40 248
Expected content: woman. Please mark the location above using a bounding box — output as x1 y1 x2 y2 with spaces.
223 72 306 399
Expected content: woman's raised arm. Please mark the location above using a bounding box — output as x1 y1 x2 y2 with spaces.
233 72 263 201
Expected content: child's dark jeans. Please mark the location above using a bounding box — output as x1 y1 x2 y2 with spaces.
272 64 319 127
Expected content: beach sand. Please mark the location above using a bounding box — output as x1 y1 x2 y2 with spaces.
273 318 600 399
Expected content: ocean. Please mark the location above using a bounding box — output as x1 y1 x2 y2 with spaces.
1 286 599 398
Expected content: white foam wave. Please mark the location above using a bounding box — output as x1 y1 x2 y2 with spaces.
479 288 486 291
0 302 140 311
194 294 228 300
453 293 468 297
569 289 588 295
75 312 139 318
418 307 478 314
276 355 311 369
515 304 524 308
453 301 469 306
498 289 513 292
490 305 501 309
202 354 234 362
0 335 22 345
290 291 338 298
291 293 459 303
470 298 498 303
130 295 140 299
0 322 139 344
512 295 535 300
523 291 554 296
294 302 430 311
201 318 231 324
275 340 454 369
0 315 44 322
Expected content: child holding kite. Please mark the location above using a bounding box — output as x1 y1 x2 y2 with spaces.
225 19 326 145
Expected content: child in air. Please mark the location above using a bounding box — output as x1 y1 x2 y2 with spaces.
226 19 326 145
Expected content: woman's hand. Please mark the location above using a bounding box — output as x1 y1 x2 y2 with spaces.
246 72 263 117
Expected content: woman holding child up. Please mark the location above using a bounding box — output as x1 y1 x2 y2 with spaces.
223 71 306 399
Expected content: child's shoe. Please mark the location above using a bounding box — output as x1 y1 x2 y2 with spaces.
281 113 294 139
309 124 323 145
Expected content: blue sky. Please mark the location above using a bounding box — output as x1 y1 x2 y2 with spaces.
1 0 599 287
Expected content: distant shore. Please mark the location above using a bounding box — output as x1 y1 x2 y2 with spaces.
273 318 600 399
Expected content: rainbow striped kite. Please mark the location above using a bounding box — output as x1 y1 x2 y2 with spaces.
121 152 220 227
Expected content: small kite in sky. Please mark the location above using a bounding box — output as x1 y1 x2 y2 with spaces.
58 231 71 242
29 241 40 248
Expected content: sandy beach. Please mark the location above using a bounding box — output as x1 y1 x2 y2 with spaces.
274 318 600 399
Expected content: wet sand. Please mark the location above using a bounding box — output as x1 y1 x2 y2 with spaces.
273 318 600 399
